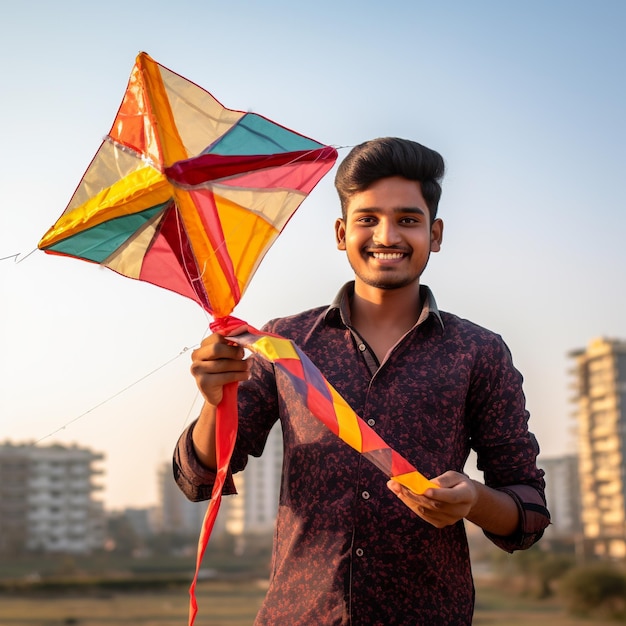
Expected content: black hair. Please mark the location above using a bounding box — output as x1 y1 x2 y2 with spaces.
334 137 445 220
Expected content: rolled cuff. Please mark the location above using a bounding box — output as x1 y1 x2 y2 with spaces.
172 420 238 502
484 484 551 553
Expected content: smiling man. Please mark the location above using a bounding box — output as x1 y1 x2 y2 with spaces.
336 176 441 292
173 137 550 625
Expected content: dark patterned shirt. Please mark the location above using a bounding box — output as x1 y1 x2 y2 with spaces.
174 282 549 625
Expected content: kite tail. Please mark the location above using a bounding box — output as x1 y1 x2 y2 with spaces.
188 336 240 625
188 314 257 625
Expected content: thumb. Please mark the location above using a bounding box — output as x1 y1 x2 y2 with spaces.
431 471 468 489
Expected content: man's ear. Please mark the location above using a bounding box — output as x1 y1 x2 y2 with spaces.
335 218 346 250
430 218 444 253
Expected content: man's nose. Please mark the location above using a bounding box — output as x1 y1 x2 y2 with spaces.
372 219 402 246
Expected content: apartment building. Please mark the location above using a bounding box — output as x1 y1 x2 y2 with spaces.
158 422 283 549
569 337 626 559
0 442 106 555
239 422 282 536
540 454 581 539
157 460 227 537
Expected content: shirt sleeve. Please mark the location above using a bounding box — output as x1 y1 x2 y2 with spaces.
486 483 551 552
172 420 238 502
468 334 551 552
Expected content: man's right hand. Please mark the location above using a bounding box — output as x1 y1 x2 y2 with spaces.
190 328 250 470
190 330 251 407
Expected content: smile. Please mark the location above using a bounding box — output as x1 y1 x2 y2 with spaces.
371 252 406 260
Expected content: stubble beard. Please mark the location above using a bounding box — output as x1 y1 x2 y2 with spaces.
358 274 417 290
348 261 422 291
348 250 429 291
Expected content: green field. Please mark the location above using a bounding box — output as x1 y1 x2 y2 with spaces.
0 577 620 626
1 579 262 625
0 548 621 626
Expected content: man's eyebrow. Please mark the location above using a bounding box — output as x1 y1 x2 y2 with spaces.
351 206 427 215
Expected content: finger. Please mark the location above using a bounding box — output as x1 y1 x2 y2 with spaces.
193 363 251 406
388 481 429 511
387 479 401 495
431 470 469 488
419 488 461 507
197 332 242 351
195 369 251 388
192 340 245 363
191 356 250 377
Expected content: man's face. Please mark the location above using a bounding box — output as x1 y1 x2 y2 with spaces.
335 176 443 291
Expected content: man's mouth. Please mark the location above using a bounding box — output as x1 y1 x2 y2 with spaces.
370 251 406 260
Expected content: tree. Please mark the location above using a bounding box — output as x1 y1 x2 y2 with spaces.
491 543 575 598
560 564 626 619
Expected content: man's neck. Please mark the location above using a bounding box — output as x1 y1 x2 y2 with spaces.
349 281 422 361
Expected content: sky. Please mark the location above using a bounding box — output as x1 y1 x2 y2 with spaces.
1 1 624 511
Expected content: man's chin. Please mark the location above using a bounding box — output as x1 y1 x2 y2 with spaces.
360 276 416 290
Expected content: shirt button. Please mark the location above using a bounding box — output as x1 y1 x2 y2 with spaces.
355 548 364 557
358 343 366 352
362 491 370 500
367 418 375 427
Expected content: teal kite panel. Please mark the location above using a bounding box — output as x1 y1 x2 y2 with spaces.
207 113 323 156
46 203 168 262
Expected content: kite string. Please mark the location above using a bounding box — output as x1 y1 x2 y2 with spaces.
180 315 214 431
36 344 199 444
0 249 38 264
4 238 212 442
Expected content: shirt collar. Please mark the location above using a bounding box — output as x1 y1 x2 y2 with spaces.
324 281 445 330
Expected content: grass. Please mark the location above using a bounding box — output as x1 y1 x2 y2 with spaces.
1 577 623 626
474 579 621 626
0 549 270 625
0 579 267 626
1 548 622 626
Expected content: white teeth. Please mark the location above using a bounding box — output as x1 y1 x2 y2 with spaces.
372 252 404 260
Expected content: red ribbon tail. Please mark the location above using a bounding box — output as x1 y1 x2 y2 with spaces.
188 381 239 626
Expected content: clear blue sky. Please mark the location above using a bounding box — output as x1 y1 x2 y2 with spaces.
1 1 624 510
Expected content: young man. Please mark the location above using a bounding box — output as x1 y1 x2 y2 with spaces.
173 137 550 625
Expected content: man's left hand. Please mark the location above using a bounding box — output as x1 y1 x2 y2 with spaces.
387 471 479 528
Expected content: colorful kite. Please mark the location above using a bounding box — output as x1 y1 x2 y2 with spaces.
38 53 436 625
38 52 337 319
